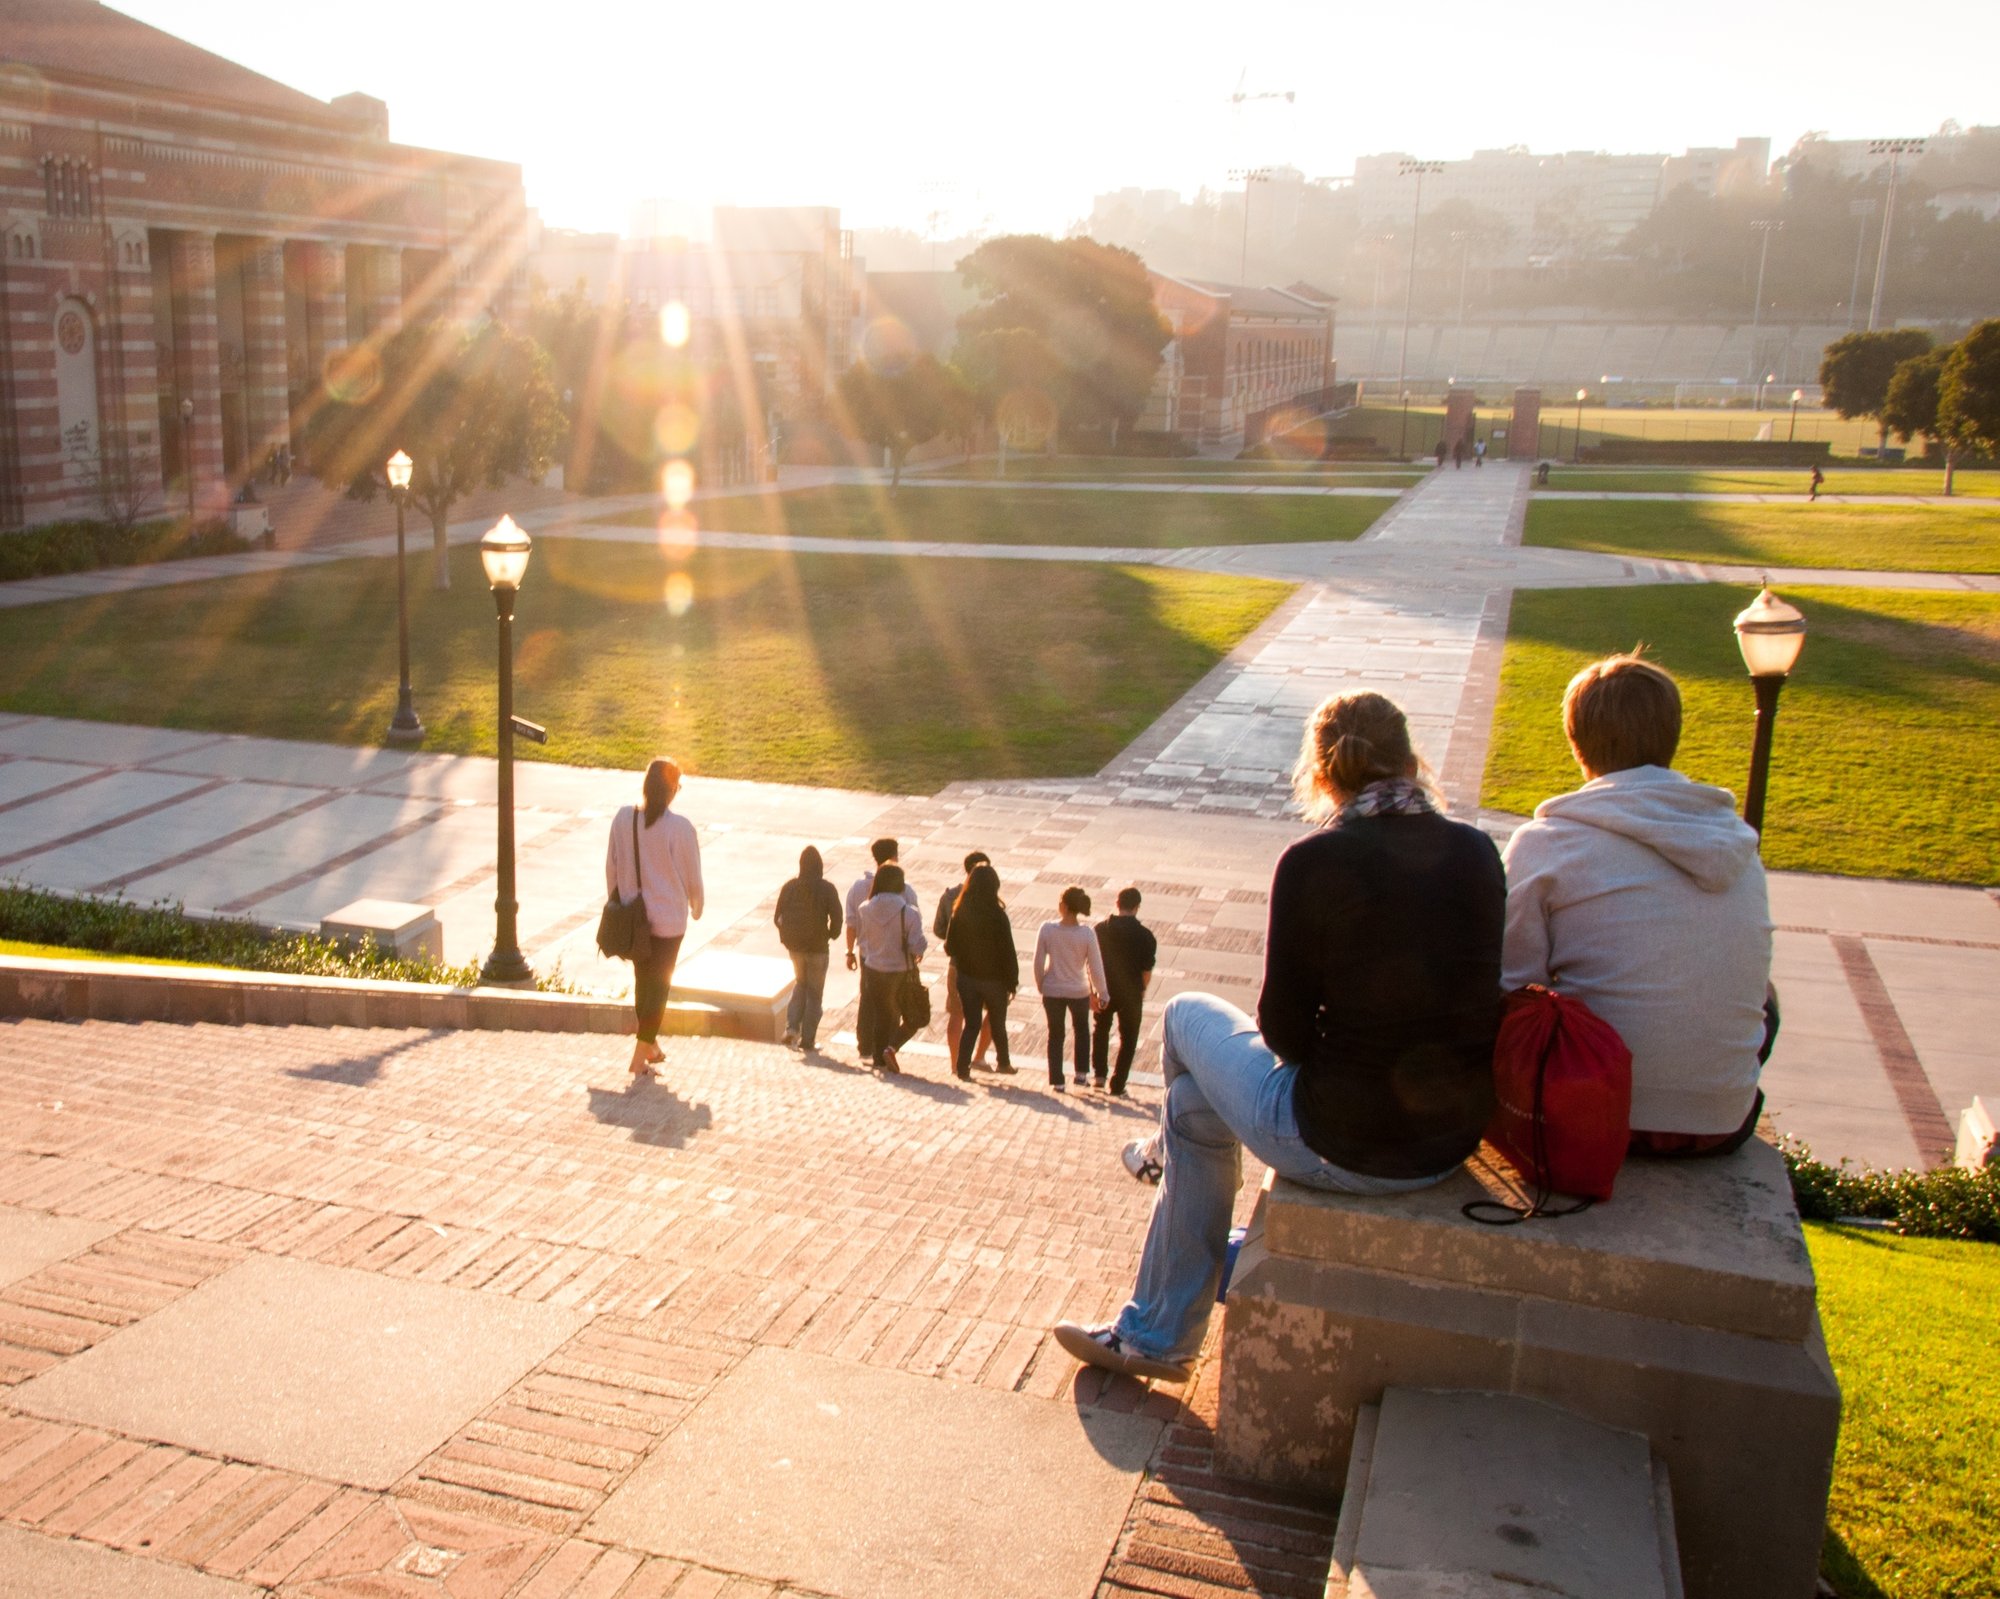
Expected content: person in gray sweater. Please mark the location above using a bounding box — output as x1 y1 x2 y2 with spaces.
851 863 927 1073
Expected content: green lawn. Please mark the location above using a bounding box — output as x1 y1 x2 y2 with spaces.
1525 498 2000 574
648 484 1396 547
1485 584 2000 883
1540 468 1997 499
1809 1223 2000 1598
0 542 1289 793
930 456 1424 485
0 939 205 967
1334 402 1888 457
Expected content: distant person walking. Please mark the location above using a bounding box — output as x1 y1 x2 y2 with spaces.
604 758 704 1078
852 863 926 1074
774 846 842 1053
1433 439 1447 469
1035 886 1109 1092
935 850 995 1070
1092 887 1158 1096
945 862 1019 1081
1808 466 1824 501
1452 437 1467 469
1473 438 1486 467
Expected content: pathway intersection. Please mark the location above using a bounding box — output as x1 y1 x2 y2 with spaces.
0 457 1994 1594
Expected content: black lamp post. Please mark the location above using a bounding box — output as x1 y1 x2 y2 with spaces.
1733 586 1808 838
1572 388 1586 463
179 396 196 526
1789 389 1803 443
479 515 535 986
384 450 424 746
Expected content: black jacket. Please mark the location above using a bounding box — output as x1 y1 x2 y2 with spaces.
1259 811 1505 1179
775 876 843 955
944 900 1019 990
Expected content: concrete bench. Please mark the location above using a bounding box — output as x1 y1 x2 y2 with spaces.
1329 1388 1682 1599
669 949 794 1045
1217 1139 1837 1599
1956 1095 1997 1168
320 899 442 963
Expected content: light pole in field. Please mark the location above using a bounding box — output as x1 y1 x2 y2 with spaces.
384 449 424 746
1789 389 1803 443
1228 167 1272 283
1573 388 1587 463
1733 587 1808 838
1747 219 1783 383
1395 159 1444 459
1865 138 1926 331
479 516 535 987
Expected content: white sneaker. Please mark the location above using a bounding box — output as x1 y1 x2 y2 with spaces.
1122 1139 1163 1185
1052 1321 1189 1384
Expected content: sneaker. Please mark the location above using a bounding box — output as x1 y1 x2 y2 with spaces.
1051 1081 1066 1093
1052 1321 1190 1384
1122 1139 1163 1186
879 1048 901 1074
1108 1085 1129 1098
781 1028 800 1049
993 1061 1017 1075
1093 1076 1108 1091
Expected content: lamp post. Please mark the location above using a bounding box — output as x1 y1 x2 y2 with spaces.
479 516 534 987
1789 389 1803 443
1732 587 1808 838
1747 219 1782 383
1573 388 1587 463
1845 201 1875 333
1395 159 1444 459
1865 138 1925 331
384 450 424 746
179 396 196 526
1228 167 1272 283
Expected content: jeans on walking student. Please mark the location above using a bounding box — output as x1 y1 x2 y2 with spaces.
851 862 927 1072
1091 994 1144 1093
957 973 1014 1075
787 952 830 1051
775 845 843 1052
1092 888 1157 1095
1043 995 1090 1085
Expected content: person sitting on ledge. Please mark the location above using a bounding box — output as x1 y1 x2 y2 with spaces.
1501 651 1775 1157
1054 692 1505 1385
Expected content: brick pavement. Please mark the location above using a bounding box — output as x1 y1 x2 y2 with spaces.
0 1016 1310 1597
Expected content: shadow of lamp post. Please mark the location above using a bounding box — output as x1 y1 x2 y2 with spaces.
479 515 535 986
385 449 425 746
1733 586 1808 838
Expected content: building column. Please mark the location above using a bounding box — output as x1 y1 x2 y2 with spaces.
168 229 227 514
299 239 348 398
101 226 165 514
238 237 290 467
366 244 402 338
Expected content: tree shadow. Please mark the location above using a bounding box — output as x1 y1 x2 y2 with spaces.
585 1079 712 1148
284 1031 440 1087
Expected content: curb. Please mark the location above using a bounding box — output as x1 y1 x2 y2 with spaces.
0 955 780 1042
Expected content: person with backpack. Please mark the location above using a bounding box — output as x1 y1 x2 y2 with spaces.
774 846 843 1054
851 863 927 1074
944 862 1019 1081
1500 651 1774 1158
1053 693 1503 1384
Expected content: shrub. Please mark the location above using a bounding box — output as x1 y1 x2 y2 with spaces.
0 884 573 992
0 517 249 583
1783 1138 2000 1243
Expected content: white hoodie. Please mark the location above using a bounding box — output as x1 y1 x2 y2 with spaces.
1501 765 1772 1135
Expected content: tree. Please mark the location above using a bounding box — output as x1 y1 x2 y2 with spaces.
1881 345 1959 492
956 236 1170 444
1938 318 2000 481
954 326 1063 469
1819 328 1934 453
836 354 968 490
300 320 567 588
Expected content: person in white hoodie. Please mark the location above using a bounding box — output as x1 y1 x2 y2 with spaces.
1501 652 1775 1154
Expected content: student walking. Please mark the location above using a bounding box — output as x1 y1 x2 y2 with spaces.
845 837 915 976
774 846 842 1053
1035 886 1109 1092
944 862 1018 1080
1808 466 1824 501
1473 438 1486 467
935 851 995 1070
604 758 705 1079
1092 887 1158 1096
852 863 926 1073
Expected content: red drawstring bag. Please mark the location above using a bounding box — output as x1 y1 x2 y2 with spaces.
1468 984 1632 1224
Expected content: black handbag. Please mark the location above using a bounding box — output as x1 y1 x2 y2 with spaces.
898 908 932 1030
595 808 651 961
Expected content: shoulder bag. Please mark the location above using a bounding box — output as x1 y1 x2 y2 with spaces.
898 907 932 1031
595 809 653 961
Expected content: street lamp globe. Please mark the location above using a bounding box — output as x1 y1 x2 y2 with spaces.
1733 586 1807 679
385 449 413 493
1791 389 1803 406
479 515 532 593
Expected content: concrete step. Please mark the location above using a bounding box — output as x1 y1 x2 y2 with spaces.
1329 1389 1682 1599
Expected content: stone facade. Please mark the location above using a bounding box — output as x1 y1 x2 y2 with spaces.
0 1 530 529
1142 273 1336 450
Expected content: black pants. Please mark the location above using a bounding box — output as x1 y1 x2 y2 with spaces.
1091 994 1143 1091
632 934 685 1044
955 974 1013 1073
858 964 917 1062
1043 996 1089 1085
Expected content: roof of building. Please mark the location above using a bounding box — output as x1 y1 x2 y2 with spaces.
1184 279 1333 318
0 0 348 124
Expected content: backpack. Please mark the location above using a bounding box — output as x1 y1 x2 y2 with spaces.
776 879 828 951
1466 984 1632 1225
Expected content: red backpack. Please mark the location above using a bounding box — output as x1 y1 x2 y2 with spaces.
1467 984 1632 1224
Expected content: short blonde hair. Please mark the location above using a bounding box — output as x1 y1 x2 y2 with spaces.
1563 652 1680 774
1292 692 1427 821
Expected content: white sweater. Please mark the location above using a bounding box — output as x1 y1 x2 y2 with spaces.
1035 921 1108 1002
1501 766 1772 1135
604 805 705 938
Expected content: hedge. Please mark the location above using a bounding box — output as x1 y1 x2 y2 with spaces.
1783 1139 2000 1243
0 518 250 584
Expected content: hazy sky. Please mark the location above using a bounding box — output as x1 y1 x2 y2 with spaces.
119 0 1997 238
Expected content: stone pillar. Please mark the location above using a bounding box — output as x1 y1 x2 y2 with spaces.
238 237 290 467
102 227 166 514
366 245 402 338
1442 386 1477 455
168 230 227 514
298 239 348 397
1509 387 1543 460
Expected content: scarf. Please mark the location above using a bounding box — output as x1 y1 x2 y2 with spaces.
1338 776 1440 819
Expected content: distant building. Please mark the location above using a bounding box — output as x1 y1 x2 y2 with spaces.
1933 184 2000 222
1142 274 1336 449
1 0 530 530
1660 138 1773 199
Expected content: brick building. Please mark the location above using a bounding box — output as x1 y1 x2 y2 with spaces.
1 0 530 531
1141 273 1337 450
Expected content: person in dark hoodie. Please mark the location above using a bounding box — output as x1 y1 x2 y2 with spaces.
774 847 843 1053
1501 649 1775 1155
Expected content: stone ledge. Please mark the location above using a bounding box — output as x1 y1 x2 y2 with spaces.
1262 1139 1815 1343
0 954 771 1041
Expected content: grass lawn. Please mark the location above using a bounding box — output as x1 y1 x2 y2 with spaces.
1484 584 2000 883
931 456 1425 485
644 484 1396 546
1808 1223 2000 1598
1525 498 2000 574
1540 468 1997 499
1333 403 1889 458
0 542 1289 793
0 938 205 967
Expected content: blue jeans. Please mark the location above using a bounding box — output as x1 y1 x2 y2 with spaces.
787 951 829 1048
1113 992 1460 1366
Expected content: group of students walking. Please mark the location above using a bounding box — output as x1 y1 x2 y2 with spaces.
772 838 1158 1089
